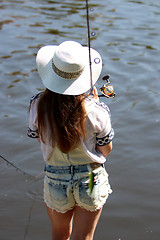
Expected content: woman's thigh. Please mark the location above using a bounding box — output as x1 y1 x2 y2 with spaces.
46 205 74 240
71 206 103 240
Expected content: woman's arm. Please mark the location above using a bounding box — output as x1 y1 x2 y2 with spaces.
93 86 113 157
96 141 112 157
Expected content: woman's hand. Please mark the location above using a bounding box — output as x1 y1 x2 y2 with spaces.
93 86 100 102
96 142 112 157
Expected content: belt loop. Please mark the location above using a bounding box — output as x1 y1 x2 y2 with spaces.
70 165 74 176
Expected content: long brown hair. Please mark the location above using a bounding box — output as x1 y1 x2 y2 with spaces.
37 89 86 153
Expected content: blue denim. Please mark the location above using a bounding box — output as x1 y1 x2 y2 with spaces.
44 163 112 213
44 163 104 174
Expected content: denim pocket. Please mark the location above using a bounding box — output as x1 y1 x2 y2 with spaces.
47 179 69 206
77 167 111 207
97 169 112 201
78 176 96 205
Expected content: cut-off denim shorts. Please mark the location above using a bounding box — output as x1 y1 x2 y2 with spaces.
44 163 112 213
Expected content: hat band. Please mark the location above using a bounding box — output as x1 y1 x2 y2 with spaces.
52 59 84 80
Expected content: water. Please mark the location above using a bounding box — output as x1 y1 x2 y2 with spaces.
0 0 160 239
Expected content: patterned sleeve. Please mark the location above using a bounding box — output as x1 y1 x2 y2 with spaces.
27 95 39 138
96 128 114 146
94 102 114 146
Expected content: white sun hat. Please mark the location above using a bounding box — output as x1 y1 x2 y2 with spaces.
36 40 102 95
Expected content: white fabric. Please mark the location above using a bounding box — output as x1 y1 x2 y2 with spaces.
28 96 114 165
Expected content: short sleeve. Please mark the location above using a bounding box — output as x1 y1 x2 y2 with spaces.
96 128 114 146
27 96 39 138
90 101 114 146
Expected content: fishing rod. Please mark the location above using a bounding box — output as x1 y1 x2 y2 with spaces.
86 0 93 94
85 0 115 194
85 0 115 99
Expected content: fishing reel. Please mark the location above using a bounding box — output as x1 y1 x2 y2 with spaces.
98 74 115 98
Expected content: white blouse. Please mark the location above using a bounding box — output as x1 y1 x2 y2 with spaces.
27 95 114 166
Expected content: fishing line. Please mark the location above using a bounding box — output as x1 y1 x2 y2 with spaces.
0 154 34 178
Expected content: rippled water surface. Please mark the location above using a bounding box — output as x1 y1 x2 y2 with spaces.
0 0 160 239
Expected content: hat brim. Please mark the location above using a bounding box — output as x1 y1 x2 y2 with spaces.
36 45 102 95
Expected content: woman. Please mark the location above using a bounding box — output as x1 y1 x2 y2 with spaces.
28 41 114 240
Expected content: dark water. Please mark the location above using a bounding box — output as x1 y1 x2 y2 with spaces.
0 0 160 239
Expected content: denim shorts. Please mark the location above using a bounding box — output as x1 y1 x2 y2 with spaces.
43 163 112 213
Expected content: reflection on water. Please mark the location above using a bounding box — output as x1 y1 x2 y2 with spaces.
0 0 160 239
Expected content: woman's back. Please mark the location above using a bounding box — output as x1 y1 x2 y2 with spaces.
28 94 114 165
